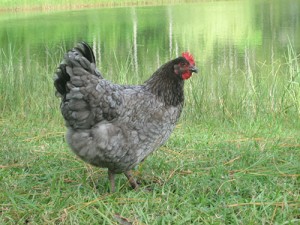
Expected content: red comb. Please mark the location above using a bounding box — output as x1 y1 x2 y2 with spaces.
182 52 195 66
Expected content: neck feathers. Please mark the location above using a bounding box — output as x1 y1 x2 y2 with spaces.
145 62 184 106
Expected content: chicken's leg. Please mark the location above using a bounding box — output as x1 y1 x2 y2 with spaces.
108 170 116 192
124 171 139 190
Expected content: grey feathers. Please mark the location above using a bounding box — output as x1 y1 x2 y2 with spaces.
54 42 184 174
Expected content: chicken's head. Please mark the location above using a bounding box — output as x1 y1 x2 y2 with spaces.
174 52 198 80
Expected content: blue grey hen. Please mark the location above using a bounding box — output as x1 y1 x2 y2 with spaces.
54 42 198 192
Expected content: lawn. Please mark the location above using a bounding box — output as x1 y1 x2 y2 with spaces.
0 52 299 223
0 115 299 224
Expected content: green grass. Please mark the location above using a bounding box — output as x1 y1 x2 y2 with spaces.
0 117 299 224
0 0 191 11
0 41 299 223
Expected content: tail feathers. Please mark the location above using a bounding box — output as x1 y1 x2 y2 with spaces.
75 42 96 64
54 42 101 97
54 64 69 97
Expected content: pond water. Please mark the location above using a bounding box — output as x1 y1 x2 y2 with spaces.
0 0 299 119
1 0 299 76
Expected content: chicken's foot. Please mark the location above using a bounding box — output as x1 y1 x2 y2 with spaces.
108 170 116 192
124 171 139 190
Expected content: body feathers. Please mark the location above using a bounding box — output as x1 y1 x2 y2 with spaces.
54 42 196 188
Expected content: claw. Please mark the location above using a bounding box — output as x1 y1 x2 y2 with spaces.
124 171 139 190
108 170 116 193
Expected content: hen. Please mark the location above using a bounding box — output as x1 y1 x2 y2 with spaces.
54 42 197 192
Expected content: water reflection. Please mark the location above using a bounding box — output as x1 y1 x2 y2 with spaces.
0 0 299 117
1 1 299 73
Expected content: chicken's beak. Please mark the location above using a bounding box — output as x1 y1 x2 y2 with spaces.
189 66 198 73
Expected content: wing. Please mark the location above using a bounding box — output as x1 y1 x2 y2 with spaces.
61 73 125 129
64 80 182 172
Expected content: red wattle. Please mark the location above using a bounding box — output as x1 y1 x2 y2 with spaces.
182 72 192 80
